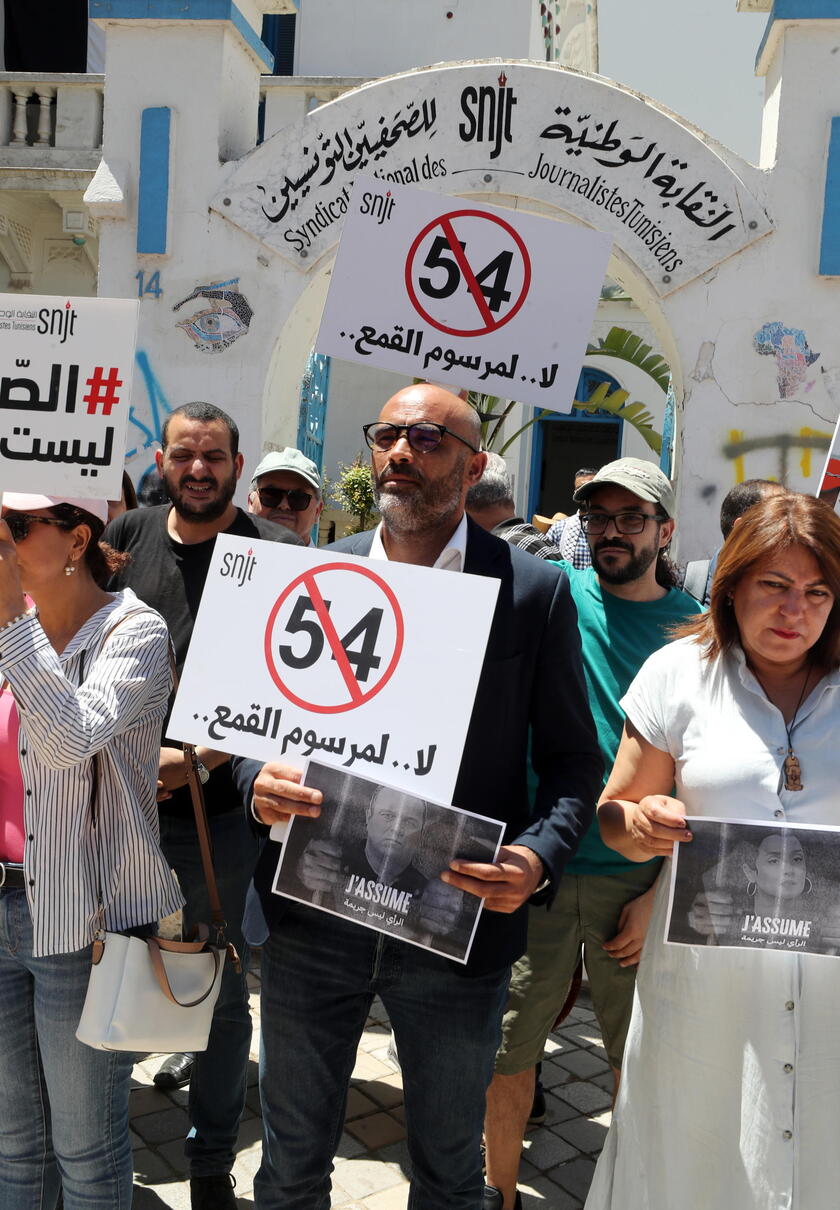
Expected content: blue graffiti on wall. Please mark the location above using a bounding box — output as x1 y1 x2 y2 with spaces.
125 349 172 504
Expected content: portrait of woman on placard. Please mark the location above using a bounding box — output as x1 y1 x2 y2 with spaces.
678 825 840 949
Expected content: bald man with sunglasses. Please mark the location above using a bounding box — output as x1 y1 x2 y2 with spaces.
232 384 602 1210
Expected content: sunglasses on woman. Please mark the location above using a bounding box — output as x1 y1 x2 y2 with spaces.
2 512 73 542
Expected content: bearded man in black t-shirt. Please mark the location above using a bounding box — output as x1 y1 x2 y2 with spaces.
105 402 298 1210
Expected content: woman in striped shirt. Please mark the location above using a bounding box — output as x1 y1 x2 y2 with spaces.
0 492 183 1209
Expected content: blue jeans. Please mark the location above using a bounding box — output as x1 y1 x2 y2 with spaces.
0 888 134 1210
255 904 510 1210
159 808 259 1177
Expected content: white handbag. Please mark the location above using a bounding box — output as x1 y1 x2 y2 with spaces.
75 637 237 1053
76 929 225 1052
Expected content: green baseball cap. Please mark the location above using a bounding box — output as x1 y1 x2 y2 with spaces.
573 457 676 518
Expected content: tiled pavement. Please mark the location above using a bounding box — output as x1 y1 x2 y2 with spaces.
130 960 611 1210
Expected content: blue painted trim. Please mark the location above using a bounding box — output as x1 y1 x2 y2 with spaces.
89 0 274 71
820 117 840 275
659 384 676 478
757 0 840 69
137 107 170 255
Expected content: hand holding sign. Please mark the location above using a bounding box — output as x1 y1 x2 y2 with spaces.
443 844 545 914
252 761 323 826
625 794 693 858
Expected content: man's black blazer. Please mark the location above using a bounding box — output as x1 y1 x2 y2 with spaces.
233 517 602 975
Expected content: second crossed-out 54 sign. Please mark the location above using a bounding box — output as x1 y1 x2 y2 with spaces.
264 563 405 714
405 209 531 337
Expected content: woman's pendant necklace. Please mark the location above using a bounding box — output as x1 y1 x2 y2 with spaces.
783 750 803 792
781 662 812 792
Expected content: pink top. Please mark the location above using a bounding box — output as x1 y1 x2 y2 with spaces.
0 688 24 863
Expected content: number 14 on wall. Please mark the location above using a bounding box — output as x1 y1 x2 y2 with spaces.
136 270 163 299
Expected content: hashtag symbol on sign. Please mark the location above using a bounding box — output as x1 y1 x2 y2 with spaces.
83 366 123 415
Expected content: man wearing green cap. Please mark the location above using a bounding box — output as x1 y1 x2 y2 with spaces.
483 458 702 1210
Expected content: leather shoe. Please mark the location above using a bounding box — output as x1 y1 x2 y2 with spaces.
153 1051 195 1090
483 1185 522 1210
528 1077 547 1124
483 1186 522 1210
190 1173 236 1209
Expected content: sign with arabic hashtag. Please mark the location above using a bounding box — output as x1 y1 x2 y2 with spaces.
168 536 500 802
315 175 612 413
0 293 138 499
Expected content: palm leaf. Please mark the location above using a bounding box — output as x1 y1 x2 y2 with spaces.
587 326 671 392
573 386 662 455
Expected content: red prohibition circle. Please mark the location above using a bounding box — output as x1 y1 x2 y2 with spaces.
263 562 405 715
405 208 532 338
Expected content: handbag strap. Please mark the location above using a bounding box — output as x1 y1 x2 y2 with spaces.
146 935 222 1007
84 612 227 945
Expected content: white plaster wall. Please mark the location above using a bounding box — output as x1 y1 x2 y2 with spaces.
296 0 537 77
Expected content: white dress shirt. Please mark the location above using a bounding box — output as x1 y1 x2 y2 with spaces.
368 513 468 573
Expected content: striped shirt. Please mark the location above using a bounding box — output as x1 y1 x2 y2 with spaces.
0 589 183 956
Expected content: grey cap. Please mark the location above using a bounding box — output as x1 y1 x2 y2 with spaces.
573 457 676 518
251 448 321 494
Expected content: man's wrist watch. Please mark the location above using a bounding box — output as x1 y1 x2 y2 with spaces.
195 760 210 786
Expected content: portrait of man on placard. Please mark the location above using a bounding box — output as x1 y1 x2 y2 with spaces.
273 761 504 963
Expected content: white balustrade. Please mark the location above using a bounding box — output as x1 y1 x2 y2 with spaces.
0 74 104 154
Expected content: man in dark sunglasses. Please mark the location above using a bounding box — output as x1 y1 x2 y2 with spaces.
247 447 323 545
232 384 601 1210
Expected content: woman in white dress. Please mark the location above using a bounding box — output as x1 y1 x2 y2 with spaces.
586 492 840 1210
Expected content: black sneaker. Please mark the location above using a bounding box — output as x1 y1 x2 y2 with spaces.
483 1186 522 1210
190 1174 237 1209
528 1078 547 1125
